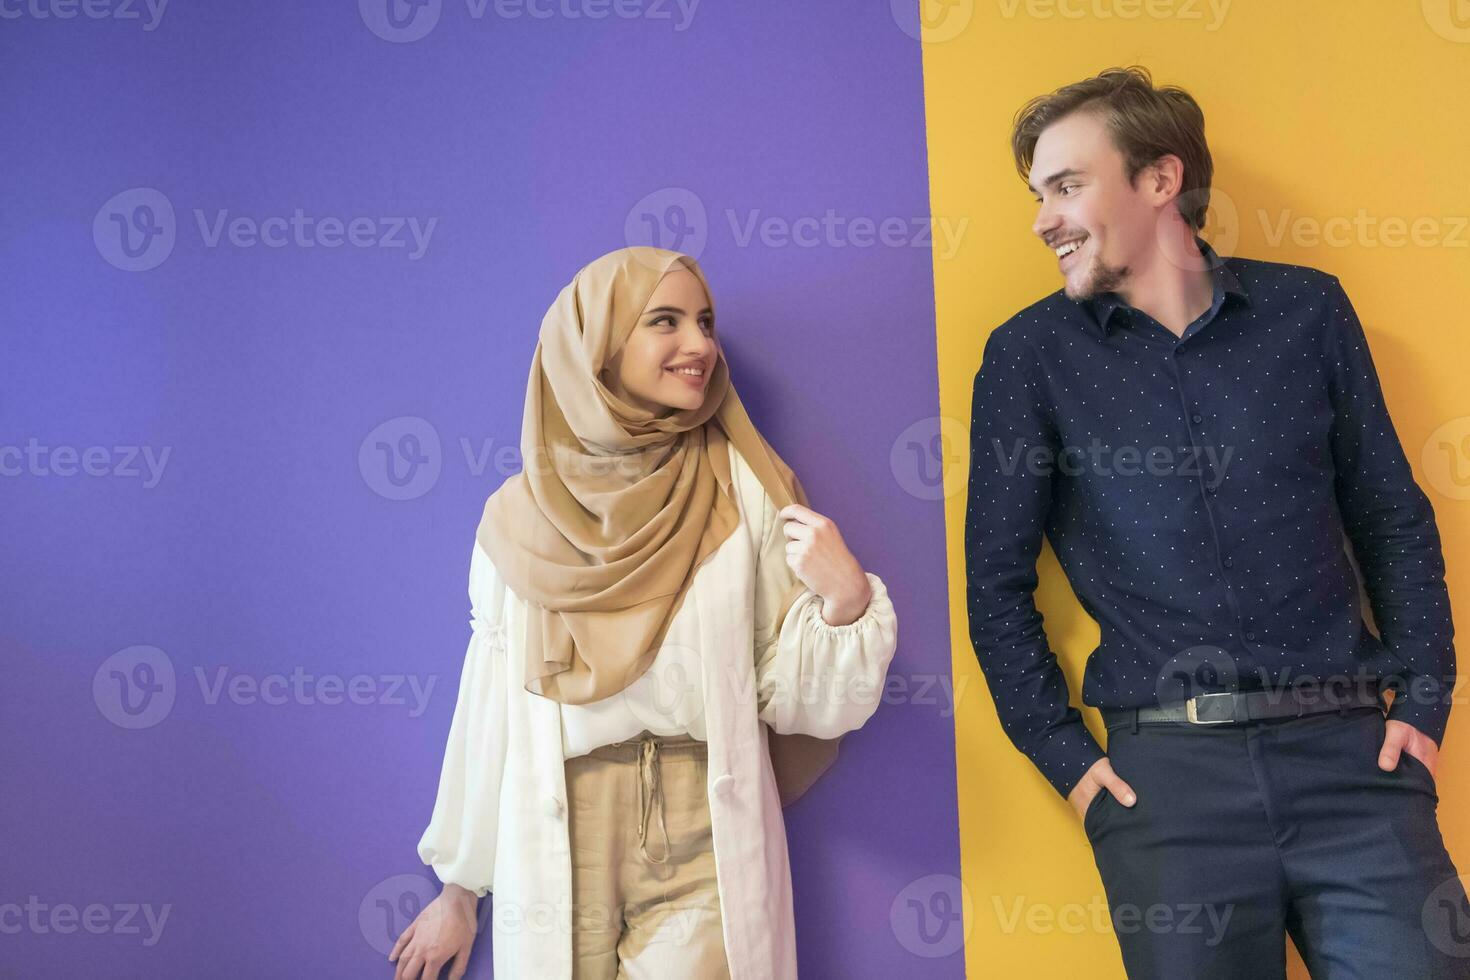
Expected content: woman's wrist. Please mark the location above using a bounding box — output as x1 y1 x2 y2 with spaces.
819 573 872 626
441 882 478 904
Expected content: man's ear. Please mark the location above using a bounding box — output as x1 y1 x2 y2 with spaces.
1142 153 1186 207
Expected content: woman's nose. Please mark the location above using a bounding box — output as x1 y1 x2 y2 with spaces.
680 324 716 354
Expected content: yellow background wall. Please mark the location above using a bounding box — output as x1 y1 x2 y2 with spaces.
919 2 1470 975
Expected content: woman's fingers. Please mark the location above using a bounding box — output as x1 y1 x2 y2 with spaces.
389 920 414 962
420 953 446 980
777 503 822 527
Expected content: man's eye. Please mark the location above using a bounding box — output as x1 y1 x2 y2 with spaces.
1060 184 1078 195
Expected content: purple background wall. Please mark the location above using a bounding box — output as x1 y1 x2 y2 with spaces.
1 2 961 976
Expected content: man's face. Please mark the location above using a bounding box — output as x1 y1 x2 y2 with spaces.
1028 110 1157 302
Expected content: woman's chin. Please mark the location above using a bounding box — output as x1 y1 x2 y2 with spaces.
658 388 706 413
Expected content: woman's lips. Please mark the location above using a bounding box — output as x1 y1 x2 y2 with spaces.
666 367 707 388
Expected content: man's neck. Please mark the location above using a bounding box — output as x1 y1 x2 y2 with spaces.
1112 236 1216 339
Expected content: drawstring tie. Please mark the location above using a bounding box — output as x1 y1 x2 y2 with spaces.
636 735 672 865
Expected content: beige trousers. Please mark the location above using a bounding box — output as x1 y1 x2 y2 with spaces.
565 730 731 980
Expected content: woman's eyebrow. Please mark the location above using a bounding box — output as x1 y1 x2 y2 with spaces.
643 306 714 317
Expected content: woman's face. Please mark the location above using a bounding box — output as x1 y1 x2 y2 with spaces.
609 266 718 415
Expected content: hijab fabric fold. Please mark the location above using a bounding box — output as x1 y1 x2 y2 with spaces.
477 246 840 805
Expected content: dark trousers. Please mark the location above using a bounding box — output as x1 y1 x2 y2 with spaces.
1084 702 1470 979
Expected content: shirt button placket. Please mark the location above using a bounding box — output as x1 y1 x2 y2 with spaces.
1175 350 1239 619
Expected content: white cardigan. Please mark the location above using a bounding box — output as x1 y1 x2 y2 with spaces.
416 440 899 979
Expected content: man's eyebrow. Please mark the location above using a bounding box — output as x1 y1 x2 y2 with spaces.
642 306 714 317
1027 167 1086 195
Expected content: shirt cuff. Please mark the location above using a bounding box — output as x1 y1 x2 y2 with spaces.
1384 675 1453 745
809 572 890 633
1025 720 1107 801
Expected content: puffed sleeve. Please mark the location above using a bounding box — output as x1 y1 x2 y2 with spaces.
753 485 898 739
415 537 510 898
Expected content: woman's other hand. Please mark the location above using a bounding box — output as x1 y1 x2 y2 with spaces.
388 883 478 980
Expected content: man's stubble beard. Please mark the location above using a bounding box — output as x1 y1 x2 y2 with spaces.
1066 255 1130 303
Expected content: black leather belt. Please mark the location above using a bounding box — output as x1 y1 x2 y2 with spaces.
1101 679 1383 729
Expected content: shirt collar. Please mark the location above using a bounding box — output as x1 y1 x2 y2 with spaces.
1082 236 1250 338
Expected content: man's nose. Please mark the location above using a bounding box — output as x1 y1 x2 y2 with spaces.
1033 202 1061 242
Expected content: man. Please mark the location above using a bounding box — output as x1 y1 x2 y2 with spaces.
964 65 1468 978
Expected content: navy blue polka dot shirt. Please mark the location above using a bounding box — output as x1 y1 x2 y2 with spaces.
964 237 1457 800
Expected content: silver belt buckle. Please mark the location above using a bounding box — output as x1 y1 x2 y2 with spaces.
1185 692 1235 725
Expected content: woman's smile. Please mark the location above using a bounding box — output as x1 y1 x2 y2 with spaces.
665 362 708 388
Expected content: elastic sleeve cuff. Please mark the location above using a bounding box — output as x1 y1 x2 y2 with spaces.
430 868 490 900
807 572 893 635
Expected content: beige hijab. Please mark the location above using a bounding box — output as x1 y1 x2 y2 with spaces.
478 246 840 805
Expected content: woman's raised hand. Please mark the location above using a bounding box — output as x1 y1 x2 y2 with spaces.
777 503 872 626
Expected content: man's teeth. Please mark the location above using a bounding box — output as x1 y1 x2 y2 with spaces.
1055 239 1085 258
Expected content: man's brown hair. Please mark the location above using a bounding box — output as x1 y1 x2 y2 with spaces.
1011 66 1213 231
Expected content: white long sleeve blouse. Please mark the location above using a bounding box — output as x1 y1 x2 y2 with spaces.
556 449 881 757
416 438 898 980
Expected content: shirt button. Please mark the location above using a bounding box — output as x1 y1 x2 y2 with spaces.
1205 485 1217 496
1223 558 1233 569
1191 414 1203 424
1244 630 1256 641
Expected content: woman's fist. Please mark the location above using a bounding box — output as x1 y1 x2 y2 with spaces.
777 503 872 626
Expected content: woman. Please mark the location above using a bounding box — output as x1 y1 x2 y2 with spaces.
389 246 898 979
